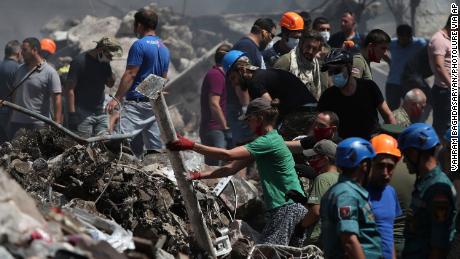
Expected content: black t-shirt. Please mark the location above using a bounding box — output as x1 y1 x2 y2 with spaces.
317 78 384 139
247 68 317 116
67 52 112 111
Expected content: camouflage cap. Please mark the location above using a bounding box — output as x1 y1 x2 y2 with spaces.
95 37 123 57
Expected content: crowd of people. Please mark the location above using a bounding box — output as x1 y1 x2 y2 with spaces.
0 6 456 259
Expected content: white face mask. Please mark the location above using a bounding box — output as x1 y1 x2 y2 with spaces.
320 31 330 42
98 52 111 63
286 37 299 49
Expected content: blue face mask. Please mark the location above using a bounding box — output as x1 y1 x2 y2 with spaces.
332 72 349 88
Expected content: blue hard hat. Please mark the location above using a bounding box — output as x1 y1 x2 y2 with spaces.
398 123 440 151
336 137 376 169
222 50 246 74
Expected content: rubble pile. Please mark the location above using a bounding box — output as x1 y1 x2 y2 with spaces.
0 128 235 257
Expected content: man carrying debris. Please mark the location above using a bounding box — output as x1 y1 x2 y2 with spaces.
398 123 456 258
106 8 170 157
320 138 382 258
393 88 427 128
9 37 62 137
263 12 304 67
65 37 120 137
167 98 308 247
318 48 395 140
0 40 22 142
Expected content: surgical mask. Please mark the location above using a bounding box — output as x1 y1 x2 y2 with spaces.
98 52 110 63
286 37 299 49
332 72 349 88
314 127 334 140
320 31 330 42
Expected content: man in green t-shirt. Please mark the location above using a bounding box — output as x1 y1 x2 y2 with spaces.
352 29 391 80
290 139 339 247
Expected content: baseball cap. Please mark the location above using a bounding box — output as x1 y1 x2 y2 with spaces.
239 98 272 120
95 37 123 57
303 139 337 159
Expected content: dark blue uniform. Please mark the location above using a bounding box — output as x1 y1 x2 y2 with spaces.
321 175 382 258
403 166 456 258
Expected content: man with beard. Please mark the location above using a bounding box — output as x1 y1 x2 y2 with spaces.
66 37 120 137
398 123 456 258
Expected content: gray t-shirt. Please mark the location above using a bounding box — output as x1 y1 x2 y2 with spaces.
11 62 61 124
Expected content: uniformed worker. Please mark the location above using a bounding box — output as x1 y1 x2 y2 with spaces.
320 137 382 258
398 123 456 258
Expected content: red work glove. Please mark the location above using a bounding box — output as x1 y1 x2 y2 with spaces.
166 135 195 151
187 171 202 180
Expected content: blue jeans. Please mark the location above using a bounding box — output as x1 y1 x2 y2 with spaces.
75 108 109 138
119 101 162 158
200 129 230 166
431 85 450 136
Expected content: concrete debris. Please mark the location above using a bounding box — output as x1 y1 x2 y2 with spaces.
1 128 234 257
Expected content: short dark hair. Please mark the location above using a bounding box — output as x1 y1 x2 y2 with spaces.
312 17 329 31
300 32 324 47
396 24 413 36
23 37 41 52
250 18 276 34
4 40 20 57
214 43 232 65
134 8 159 30
319 111 339 127
364 29 391 47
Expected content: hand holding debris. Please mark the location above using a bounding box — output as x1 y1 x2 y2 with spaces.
186 171 202 180
166 135 195 151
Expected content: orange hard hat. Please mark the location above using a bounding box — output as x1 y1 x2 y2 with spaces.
370 134 401 159
40 38 57 55
279 12 304 31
